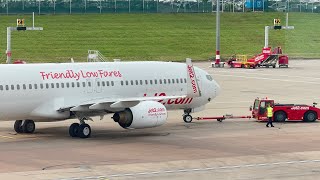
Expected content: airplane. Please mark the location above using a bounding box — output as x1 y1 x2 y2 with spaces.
0 59 220 138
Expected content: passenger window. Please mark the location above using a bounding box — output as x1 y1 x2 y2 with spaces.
180 78 183 83
56 83 59 88
77 82 80 87
168 79 171 84
164 79 167 84
51 83 54 88
172 79 175 84
102 81 106 86
125 81 128 86
140 80 143 85
67 82 70 88
72 82 75 88
34 84 38 89
111 81 114 86
97 81 100 87
17 84 20 90
150 80 153 85
29 84 32 89
154 79 157 84
131 80 133 85
61 83 65 88
11 85 14 90
176 78 179 84
184 78 187 83
6 85 9 90
46 83 49 89
135 80 138 85
82 82 86 87
121 81 123 86
0 85 3 90
107 81 110 86
159 79 162 84
145 80 148 85
40 83 44 89
23 84 26 90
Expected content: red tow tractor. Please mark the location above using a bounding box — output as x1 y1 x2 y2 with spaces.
193 98 320 123
251 98 320 122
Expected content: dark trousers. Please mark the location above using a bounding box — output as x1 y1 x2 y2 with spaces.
266 117 274 127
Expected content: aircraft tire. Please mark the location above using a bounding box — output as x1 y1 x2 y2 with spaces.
77 124 91 138
183 115 193 123
69 123 80 137
22 120 35 133
14 120 23 133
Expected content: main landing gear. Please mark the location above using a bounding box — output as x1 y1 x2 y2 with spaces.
69 117 91 138
14 120 36 134
183 109 193 123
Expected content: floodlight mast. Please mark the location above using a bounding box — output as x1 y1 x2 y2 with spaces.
6 12 43 64
214 0 221 67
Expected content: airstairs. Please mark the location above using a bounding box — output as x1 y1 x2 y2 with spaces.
87 50 108 62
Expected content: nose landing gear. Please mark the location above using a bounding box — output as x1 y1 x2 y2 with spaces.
183 109 193 123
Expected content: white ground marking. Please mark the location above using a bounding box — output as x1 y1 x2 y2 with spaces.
213 70 320 80
213 74 320 84
56 159 320 180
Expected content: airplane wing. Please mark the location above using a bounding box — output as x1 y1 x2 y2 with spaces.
58 95 187 112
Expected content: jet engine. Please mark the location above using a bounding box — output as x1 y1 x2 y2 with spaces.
112 101 168 129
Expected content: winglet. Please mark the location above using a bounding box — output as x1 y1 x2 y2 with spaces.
186 58 201 97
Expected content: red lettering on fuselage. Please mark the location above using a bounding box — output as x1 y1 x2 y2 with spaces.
187 65 198 94
40 69 122 81
144 92 193 105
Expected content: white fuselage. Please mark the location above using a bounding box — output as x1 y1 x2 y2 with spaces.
0 61 219 121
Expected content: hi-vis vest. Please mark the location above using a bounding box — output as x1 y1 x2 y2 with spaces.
267 107 273 117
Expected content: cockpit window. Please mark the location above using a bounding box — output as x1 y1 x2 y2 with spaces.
206 75 213 81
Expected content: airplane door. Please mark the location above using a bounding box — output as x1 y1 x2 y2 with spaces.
196 71 202 95
95 78 102 93
86 79 93 93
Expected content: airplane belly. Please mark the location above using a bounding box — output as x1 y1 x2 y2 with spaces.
0 101 36 121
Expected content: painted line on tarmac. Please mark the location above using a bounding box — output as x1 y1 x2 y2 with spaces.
214 97 320 104
0 135 15 139
56 159 320 180
214 74 320 84
213 96 320 105
214 70 320 80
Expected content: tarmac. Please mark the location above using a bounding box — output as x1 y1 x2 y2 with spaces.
1 60 320 179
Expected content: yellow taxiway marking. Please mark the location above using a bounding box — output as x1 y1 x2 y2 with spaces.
0 135 15 139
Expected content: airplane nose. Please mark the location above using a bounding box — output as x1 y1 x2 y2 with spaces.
214 80 221 97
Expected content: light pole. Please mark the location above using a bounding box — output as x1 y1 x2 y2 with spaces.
212 0 223 68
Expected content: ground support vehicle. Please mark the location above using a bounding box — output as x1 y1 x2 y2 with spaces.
227 47 289 68
191 98 320 123
226 55 254 68
251 98 320 122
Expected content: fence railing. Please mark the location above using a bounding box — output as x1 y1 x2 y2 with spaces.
0 0 319 14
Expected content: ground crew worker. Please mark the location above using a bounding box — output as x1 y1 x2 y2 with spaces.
266 104 274 127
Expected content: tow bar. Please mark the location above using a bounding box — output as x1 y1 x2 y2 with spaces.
195 114 252 122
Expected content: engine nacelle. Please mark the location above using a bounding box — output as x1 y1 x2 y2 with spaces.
112 101 168 129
